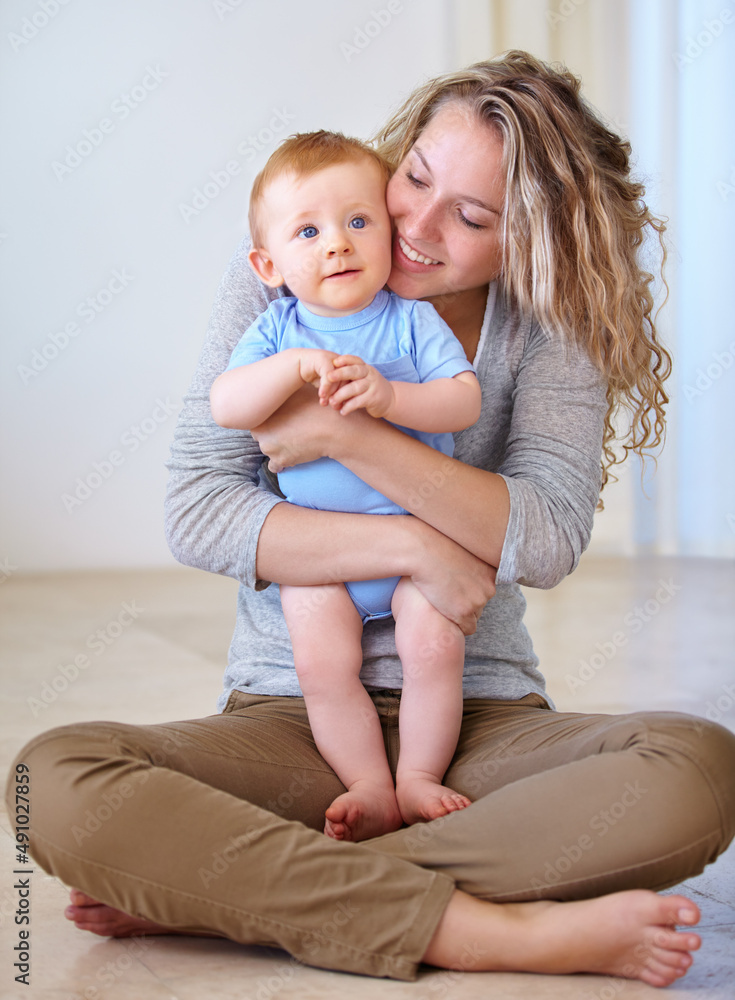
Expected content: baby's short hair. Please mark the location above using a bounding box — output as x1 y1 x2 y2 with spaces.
248 130 392 247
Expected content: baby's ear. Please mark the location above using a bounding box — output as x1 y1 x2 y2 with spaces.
248 247 285 288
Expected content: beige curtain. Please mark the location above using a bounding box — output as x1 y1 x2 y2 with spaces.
449 1 735 558
450 0 639 555
451 0 632 135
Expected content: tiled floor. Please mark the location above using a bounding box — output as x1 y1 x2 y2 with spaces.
1 557 733 999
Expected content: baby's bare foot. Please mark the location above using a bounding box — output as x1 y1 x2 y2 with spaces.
397 775 471 825
64 889 220 939
324 782 403 841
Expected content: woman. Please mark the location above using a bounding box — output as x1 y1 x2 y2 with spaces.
9 51 735 989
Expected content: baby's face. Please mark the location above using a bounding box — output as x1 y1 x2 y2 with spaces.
258 158 393 316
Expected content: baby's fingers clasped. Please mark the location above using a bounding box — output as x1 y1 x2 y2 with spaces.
327 363 369 384
318 373 340 404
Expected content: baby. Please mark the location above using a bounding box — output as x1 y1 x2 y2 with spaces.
211 131 482 841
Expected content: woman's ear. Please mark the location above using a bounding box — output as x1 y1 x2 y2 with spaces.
248 247 285 288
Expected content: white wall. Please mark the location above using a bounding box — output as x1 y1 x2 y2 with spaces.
0 0 451 571
4 0 732 572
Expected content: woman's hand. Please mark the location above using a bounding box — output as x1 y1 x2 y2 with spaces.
408 518 496 635
251 383 370 473
252 393 498 629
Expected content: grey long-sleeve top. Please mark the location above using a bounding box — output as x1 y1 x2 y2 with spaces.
164 238 607 710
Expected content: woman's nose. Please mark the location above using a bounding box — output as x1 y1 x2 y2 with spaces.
402 195 441 244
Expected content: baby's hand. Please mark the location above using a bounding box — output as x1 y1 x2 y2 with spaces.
297 349 340 404
326 355 395 418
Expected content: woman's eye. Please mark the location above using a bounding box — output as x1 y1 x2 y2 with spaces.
349 217 367 229
459 213 483 231
406 171 424 187
298 225 319 239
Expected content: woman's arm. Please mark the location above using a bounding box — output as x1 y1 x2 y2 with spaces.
252 392 511 569
255 502 496 635
252 305 608 588
164 239 285 588
334 317 608 589
332 416 508 563
164 237 496 628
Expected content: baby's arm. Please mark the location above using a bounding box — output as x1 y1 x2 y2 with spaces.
211 348 339 429
324 356 481 433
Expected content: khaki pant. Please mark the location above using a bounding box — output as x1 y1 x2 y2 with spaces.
6 691 735 981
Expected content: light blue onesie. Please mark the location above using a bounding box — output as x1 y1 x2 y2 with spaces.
226 289 475 622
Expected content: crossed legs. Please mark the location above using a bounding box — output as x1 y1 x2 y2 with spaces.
6 695 735 985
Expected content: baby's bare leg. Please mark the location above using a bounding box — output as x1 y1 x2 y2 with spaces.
280 583 402 841
391 577 471 825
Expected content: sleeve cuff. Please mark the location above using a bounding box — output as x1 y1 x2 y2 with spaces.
494 473 521 586
242 492 288 591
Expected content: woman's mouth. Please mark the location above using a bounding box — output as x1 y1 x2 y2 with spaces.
395 233 443 270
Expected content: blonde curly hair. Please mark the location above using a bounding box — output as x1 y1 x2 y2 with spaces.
373 50 671 494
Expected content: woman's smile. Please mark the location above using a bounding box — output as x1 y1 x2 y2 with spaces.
386 101 505 302
395 233 443 268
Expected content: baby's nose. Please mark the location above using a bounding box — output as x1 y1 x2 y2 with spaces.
324 232 353 256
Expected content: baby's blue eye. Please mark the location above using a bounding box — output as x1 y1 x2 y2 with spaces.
298 226 318 239
350 217 366 229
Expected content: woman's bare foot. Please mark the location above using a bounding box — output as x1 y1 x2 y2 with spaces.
423 888 701 988
65 890 176 937
396 774 472 825
64 890 220 939
324 781 403 841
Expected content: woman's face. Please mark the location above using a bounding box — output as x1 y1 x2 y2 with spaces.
385 102 506 302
